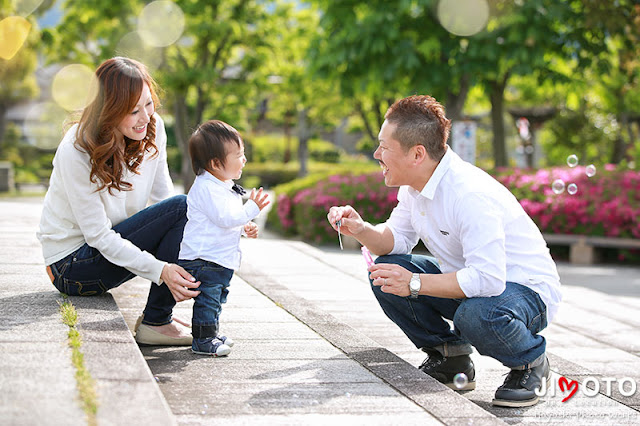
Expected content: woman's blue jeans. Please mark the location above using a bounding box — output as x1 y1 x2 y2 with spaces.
177 259 233 339
371 254 548 368
48 195 187 326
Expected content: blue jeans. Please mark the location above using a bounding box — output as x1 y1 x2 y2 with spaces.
371 254 548 369
49 195 187 326
177 259 233 339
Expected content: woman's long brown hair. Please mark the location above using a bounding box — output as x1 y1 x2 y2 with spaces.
75 57 160 193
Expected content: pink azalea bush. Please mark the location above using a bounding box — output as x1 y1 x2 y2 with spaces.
269 165 639 261
493 165 640 261
493 165 640 239
271 172 398 244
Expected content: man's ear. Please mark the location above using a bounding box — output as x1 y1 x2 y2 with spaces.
413 144 427 164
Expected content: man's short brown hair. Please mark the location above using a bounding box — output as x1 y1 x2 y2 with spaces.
384 95 451 161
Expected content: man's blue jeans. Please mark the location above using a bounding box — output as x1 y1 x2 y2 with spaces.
177 259 233 339
371 254 548 369
49 195 187 326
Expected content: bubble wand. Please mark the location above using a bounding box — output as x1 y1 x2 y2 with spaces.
361 246 374 268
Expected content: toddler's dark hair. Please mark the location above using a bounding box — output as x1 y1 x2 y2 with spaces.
189 120 242 175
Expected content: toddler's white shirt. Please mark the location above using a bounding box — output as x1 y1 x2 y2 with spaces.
179 172 260 270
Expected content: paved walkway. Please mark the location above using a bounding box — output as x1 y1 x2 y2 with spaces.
2 197 640 425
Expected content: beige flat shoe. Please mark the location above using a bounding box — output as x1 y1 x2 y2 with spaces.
135 322 193 346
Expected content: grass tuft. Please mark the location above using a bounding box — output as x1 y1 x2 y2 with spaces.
59 297 98 425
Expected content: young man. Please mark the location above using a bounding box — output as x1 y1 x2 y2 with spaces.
327 95 561 407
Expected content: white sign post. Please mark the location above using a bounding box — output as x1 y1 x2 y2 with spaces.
451 121 477 164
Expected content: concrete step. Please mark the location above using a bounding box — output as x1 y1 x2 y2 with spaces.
0 198 175 425
237 238 640 425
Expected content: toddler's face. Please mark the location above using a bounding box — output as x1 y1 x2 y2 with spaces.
218 141 246 181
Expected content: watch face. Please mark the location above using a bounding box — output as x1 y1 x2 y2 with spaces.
410 276 420 291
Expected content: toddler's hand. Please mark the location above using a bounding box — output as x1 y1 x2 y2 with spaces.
250 187 271 211
244 222 259 239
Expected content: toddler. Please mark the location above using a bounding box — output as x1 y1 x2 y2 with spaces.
178 120 270 356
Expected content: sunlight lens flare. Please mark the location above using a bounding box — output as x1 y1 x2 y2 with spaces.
116 31 163 70
0 16 31 60
14 0 45 17
23 101 68 149
51 64 99 111
137 0 185 47
437 0 489 37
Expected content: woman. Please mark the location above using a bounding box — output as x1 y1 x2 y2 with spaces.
37 57 199 345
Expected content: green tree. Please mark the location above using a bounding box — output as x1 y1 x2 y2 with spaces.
0 0 40 156
581 0 640 164
261 2 349 177
41 0 288 190
465 0 609 167
308 0 473 145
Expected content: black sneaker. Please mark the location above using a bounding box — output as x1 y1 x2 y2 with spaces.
192 337 231 357
419 349 476 391
492 356 551 407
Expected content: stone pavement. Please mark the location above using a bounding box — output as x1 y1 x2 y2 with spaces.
2 197 640 425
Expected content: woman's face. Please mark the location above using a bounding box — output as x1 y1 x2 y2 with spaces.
115 83 154 141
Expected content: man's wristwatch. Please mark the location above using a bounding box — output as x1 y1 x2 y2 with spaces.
409 273 421 299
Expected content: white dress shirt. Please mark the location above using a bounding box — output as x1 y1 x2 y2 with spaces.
385 147 562 321
179 172 260 270
37 114 173 284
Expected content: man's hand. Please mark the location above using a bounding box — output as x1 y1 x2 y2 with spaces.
327 205 365 236
160 263 201 302
369 263 413 297
244 221 259 238
250 188 271 211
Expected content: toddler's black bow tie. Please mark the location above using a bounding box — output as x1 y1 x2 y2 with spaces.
231 183 246 195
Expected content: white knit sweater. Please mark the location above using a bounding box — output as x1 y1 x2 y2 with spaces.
37 114 174 284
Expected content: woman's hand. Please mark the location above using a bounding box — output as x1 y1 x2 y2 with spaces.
160 263 201 302
244 221 259 238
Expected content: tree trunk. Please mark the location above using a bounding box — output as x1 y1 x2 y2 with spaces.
0 105 7 159
445 74 470 122
609 112 632 164
355 100 377 142
489 79 508 167
173 93 195 193
296 108 310 178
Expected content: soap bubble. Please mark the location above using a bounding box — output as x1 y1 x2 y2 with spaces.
586 164 596 177
551 179 565 194
453 373 469 389
567 183 578 195
437 0 489 37
138 0 185 47
567 154 579 168
51 64 98 111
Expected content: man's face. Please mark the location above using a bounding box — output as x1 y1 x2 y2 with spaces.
374 120 413 187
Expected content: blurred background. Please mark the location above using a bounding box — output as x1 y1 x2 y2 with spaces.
1 0 639 261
